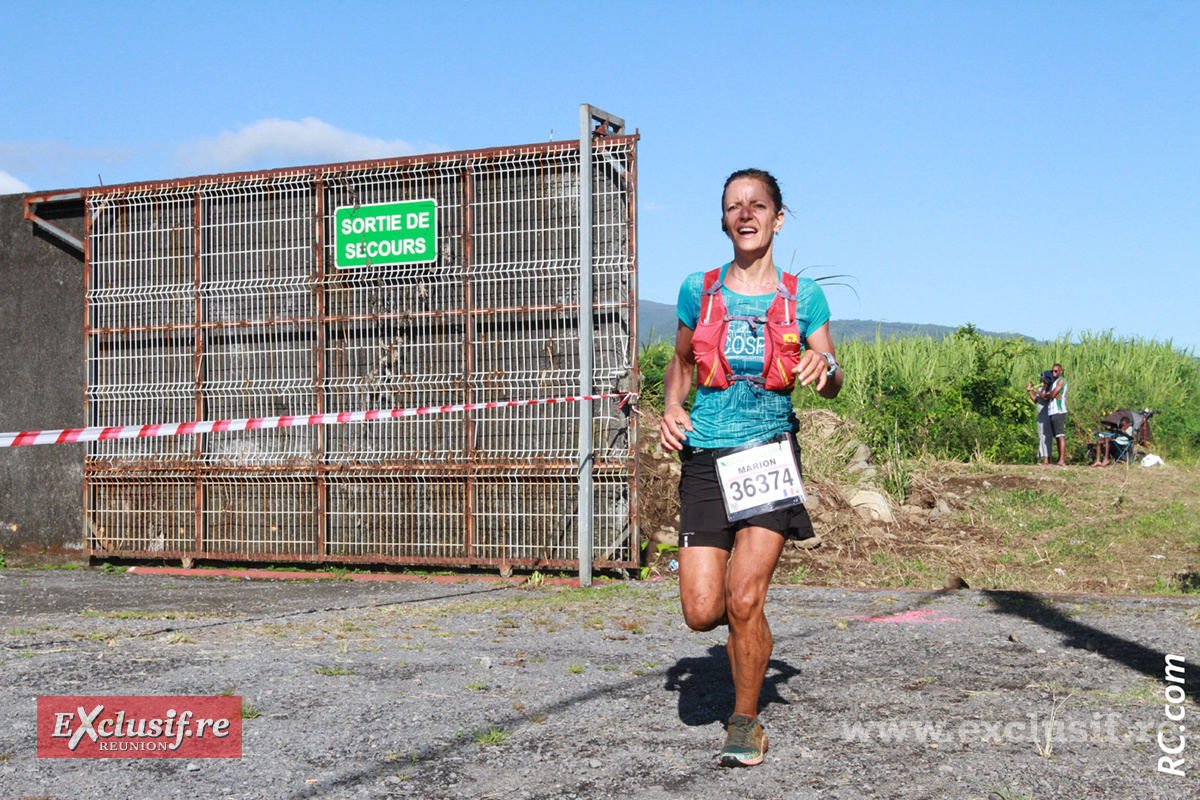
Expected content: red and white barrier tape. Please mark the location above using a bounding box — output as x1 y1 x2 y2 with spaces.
0 392 637 448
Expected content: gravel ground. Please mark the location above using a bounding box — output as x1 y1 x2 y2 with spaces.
1 569 1197 800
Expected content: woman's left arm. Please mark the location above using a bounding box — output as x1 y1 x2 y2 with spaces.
793 322 843 399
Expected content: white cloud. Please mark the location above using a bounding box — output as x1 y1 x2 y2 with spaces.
0 170 31 194
176 118 431 174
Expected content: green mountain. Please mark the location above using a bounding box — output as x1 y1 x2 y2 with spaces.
636 299 1031 345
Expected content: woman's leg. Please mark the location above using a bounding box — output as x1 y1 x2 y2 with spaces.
724 526 786 718
678 545 731 632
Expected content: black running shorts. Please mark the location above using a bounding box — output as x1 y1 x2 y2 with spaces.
677 434 815 551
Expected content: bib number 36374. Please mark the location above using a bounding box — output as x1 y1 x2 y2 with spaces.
714 437 806 522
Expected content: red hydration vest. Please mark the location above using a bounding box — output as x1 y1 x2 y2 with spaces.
691 268 804 392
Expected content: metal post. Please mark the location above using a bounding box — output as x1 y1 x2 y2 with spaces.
578 105 595 587
577 104 626 587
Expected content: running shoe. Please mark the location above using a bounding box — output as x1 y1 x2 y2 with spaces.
719 714 768 767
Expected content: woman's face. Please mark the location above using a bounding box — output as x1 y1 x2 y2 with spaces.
722 178 784 255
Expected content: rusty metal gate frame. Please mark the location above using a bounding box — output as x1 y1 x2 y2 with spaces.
28 133 639 571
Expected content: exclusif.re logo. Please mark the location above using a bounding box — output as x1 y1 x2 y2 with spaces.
37 696 242 759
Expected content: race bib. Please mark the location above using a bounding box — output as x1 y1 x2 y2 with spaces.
714 436 806 522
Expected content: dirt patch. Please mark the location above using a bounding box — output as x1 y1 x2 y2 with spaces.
638 410 1200 596
638 441 681 539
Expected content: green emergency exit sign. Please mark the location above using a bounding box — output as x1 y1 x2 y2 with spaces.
334 199 437 268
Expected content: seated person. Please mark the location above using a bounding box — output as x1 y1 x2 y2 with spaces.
1091 415 1133 467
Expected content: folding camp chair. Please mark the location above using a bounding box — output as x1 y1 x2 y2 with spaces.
1090 408 1158 465
1108 428 1137 465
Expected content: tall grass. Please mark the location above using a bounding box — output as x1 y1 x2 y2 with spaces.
639 325 1200 464
792 327 1040 462
794 327 1200 463
638 339 695 414
638 339 673 412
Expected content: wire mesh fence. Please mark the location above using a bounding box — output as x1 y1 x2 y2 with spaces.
82 137 639 569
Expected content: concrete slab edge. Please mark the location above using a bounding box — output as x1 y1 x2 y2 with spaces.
123 566 622 588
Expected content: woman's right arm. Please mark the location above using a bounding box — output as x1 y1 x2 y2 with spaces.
659 320 696 452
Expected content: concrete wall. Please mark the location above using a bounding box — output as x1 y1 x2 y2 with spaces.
0 192 85 563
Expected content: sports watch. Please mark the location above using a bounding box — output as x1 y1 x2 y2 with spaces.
820 352 839 377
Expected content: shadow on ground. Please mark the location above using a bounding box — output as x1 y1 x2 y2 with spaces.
982 589 1196 702
664 646 802 725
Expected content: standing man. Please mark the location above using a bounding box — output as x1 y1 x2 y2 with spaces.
1042 363 1068 465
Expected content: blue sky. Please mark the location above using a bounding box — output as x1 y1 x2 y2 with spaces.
2 1 1196 352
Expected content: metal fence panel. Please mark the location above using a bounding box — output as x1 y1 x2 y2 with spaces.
81 137 638 569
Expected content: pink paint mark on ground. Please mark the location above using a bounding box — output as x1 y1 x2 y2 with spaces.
853 609 961 624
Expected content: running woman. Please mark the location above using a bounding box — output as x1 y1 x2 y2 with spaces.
659 168 842 767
